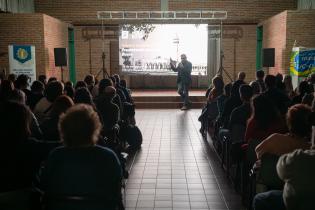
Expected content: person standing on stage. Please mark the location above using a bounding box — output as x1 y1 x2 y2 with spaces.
170 54 192 110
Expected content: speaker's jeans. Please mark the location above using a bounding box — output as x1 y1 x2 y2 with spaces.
177 82 190 106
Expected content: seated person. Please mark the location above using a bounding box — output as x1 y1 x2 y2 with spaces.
40 95 74 142
229 84 253 129
34 81 64 124
95 86 120 137
38 104 123 210
256 104 311 159
0 102 59 193
245 94 287 144
253 148 315 210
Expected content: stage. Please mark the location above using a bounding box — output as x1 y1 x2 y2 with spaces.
131 89 206 109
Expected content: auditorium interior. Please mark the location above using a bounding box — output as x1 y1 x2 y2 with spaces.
1 1 315 210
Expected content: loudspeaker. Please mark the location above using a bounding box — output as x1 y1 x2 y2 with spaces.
54 48 67 67
262 48 275 67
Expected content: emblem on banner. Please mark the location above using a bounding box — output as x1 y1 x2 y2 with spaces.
13 45 32 63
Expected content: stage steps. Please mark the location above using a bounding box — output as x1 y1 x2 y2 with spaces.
132 91 206 109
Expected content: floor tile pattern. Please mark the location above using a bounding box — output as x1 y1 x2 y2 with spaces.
125 109 244 210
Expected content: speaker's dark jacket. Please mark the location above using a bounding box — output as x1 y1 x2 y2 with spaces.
170 61 192 85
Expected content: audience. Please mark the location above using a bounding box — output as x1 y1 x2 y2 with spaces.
0 102 57 193
38 104 123 210
229 84 253 129
283 74 295 99
291 80 312 105
40 95 74 142
29 80 45 110
84 74 95 92
263 75 290 115
33 81 64 123
255 104 311 159
74 87 95 107
255 70 265 92
3 70 315 210
249 81 261 96
245 94 287 143
95 86 120 137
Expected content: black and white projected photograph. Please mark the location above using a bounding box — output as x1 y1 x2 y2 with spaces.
119 24 208 75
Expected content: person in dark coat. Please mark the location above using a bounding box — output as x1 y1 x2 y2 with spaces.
170 54 192 110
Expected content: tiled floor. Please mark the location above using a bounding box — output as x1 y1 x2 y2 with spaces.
125 109 244 210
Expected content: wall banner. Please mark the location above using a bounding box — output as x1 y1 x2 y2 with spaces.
8 45 36 83
290 47 315 77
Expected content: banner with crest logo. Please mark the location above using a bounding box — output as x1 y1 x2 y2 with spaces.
9 45 36 83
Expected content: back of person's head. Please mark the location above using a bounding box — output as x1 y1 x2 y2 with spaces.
45 81 64 102
120 79 127 88
212 76 224 92
59 104 101 147
98 78 113 94
15 74 29 89
74 87 94 105
224 83 232 97
84 74 95 86
249 81 261 95
238 71 246 81
0 80 14 101
64 85 74 99
8 73 17 82
309 73 315 85
38 75 47 85
75 81 87 90
64 81 73 88
283 75 293 91
302 93 314 107
264 75 276 89
287 104 312 138
275 73 283 82
239 84 253 102
251 94 279 129
31 80 44 93
113 74 121 84
109 76 117 86
0 101 31 142
256 70 265 80
47 77 57 83
298 80 311 96
7 89 26 104
231 80 245 97
122 102 135 120
104 86 116 99
50 95 74 118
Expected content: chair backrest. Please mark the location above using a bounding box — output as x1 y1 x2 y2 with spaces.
230 124 246 143
258 153 284 189
246 138 261 167
42 193 122 210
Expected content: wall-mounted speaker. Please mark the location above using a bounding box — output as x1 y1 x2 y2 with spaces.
54 48 67 67
262 48 275 67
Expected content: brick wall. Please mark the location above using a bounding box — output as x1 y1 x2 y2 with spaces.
285 10 315 72
34 0 297 24
261 11 287 75
262 10 315 76
169 0 296 23
34 0 161 24
0 13 69 81
0 13 45 76
221 24 257 83
33 0 298 87
43 14 69 80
